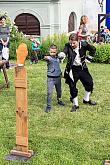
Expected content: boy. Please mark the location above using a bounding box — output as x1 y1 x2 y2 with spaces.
63 33 97 112
30 36 40 64
44 44 65 113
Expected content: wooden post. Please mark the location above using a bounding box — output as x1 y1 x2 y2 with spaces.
0 61 10 89
2 63 10 88
10 43 33 158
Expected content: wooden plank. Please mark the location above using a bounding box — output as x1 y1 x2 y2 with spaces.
15 66 29 153
14 78 27 88
10 150 33 158
16 136 28 146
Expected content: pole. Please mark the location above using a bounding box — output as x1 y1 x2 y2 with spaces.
10 43 33 158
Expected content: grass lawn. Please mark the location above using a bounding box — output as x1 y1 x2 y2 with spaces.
0 61 110 165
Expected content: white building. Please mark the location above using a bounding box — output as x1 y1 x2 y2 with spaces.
0 0 106 37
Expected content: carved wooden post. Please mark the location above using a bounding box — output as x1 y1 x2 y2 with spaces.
10 43 33 158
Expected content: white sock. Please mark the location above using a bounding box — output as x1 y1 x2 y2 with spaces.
84 91 91 102
73 96 78 106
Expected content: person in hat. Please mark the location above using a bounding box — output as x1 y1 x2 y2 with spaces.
63 33 97 112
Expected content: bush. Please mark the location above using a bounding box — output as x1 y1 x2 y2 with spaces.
0 11 12 26
0 11 32 60
10 26 32 59
9 31 110 63
39 33 68 59
94 43 110 63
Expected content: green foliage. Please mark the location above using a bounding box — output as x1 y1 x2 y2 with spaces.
0 11 32 60
94 44 110 63
0 11 12 26
10 25 32 59
10 30 68 60
40 33 68 58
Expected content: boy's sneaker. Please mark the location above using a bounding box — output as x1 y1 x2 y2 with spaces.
45 106 51 113
57 100 65 106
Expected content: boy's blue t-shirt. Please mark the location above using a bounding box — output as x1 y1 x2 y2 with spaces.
47 56 61 77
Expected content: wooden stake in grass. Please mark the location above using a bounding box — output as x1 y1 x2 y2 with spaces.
0 60 10 89
10 43 33 158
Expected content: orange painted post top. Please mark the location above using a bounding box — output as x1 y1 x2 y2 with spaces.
16 43 28 66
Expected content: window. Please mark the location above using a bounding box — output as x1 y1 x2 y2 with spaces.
14 13 40 35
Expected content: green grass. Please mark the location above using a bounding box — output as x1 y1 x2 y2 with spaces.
0 61 110 165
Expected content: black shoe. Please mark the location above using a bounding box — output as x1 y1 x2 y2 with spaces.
70 105 79 112
45 106 51 113
83 99 97 106
57 100 65 106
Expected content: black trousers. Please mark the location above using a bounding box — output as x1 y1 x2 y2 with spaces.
69 65 93 99
30 50 39 63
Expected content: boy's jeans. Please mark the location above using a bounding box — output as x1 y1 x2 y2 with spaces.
47 77 61 108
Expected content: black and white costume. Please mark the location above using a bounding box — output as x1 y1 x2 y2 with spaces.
63 41 96 110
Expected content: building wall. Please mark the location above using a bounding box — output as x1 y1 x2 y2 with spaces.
83 0 106 31
49 1 60 34
60 0 106 33
60 0 83 33
0 1 60 37
0 0 106 37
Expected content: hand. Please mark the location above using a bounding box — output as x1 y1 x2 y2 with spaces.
85 59 91 63
3 41 8 46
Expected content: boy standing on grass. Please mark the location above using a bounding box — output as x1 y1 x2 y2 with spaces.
30 36 40 64
44 44 65 113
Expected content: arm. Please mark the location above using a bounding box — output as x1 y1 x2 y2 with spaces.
86 43 96 57
44 56 49 60
85 43 96 62
63 43 69 55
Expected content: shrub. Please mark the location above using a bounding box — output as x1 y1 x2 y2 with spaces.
0 11 32 60
94 43 110 63
39 33 68 59
10 25 32 59
0 11 12 26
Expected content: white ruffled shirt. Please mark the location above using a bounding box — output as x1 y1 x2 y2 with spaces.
73 47 82 66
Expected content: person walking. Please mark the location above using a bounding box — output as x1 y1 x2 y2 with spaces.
63 33 97 112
